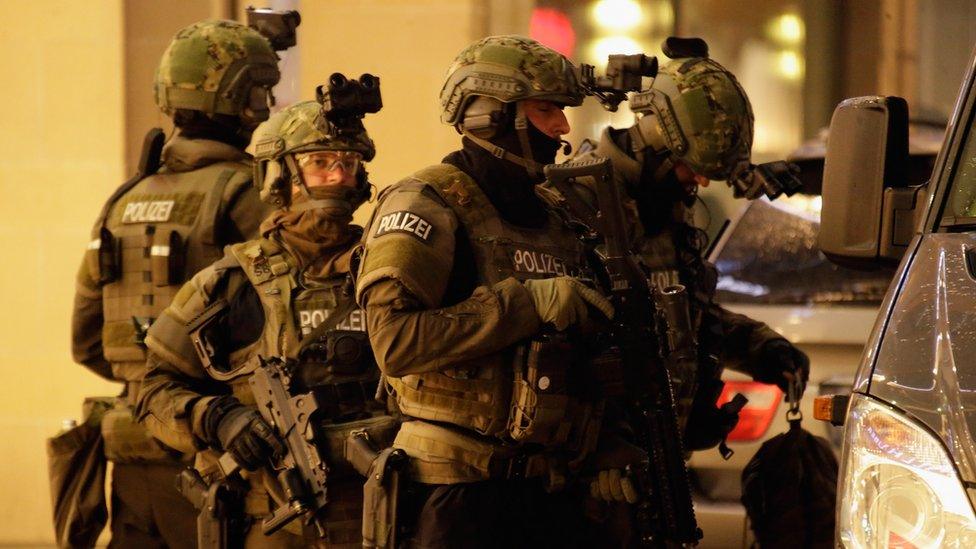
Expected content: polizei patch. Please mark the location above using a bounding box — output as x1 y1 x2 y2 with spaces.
512 248 569 276
121 200 175 223
374 211 434 241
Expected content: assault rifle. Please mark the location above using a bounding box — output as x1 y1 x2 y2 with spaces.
215 356 331 538
545 157 702 547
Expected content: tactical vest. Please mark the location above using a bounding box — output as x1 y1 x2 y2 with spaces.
384 165 591 448
87 161 251 383
191 238 396 538
197 238 379 397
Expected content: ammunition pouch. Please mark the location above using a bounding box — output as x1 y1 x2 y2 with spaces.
150 229 186 287
47 397 113 549
507 334 575 446
86 227 120 286
101 398 186 464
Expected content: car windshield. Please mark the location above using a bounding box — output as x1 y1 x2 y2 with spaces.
712 196 896 306
941 110 976 226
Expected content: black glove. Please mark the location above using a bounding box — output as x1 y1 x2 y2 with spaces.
202 396 284 471
757 339 810 397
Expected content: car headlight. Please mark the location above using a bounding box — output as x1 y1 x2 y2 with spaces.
839 394 976 548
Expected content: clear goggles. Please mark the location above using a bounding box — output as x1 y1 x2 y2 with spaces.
295 151 362 176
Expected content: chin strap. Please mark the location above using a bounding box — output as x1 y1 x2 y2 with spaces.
460 102 546 179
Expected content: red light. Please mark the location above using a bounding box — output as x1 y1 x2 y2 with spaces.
717 381 783 442
529 8 576 58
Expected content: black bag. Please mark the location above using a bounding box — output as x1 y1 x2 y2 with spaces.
741 391 838 548
46 397 113 549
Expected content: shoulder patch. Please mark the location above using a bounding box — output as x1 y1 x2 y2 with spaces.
374 210 435 242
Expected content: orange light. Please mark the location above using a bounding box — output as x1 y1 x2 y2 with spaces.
717 381 783 441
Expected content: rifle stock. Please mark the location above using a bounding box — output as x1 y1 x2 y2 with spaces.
544 158 702 547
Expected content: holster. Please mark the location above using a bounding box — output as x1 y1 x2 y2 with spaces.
348 431 407 549
177 467 247 549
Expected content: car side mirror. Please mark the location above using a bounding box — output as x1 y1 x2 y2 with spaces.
819 96 925 269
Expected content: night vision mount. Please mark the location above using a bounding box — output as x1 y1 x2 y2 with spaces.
315 73 382 159
246 6 301 51
580 54 658 112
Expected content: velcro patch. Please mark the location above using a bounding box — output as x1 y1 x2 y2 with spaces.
121 200 175 223
511 248 569 277
374 211 434 241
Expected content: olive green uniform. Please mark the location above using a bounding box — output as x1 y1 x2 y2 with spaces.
357 165 605 545
136 234 396 548
72 132 272 548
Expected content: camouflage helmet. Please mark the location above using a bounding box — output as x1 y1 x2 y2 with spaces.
642 57 754 180
248 100 374 207
440 35 584 126
154 20 280 117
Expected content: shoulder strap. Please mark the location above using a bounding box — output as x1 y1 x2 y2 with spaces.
91 128 165 238
416 164 496 232
201 165 249 247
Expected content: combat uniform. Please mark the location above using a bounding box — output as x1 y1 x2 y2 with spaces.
137 228 393 548
358 163 605 547
559 50 808 452
72 131 272 547
70 19 284 547
136 98 394 548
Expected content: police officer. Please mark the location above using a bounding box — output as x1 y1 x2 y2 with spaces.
356 36 615 548
71 19 281 547
135 98 396 548
577 51 810 515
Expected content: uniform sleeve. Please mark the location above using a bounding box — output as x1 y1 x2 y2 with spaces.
135 262 232 452
138 352 224 453
221 171 273 242
711 303 788 378
356 180 542 377
71 257 113 381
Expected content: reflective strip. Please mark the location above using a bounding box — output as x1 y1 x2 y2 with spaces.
150 245 171 257
87 239 101 250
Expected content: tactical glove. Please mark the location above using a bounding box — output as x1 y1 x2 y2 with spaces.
590 469 640 504
523 277 614 331
757 339 810 397
202 396 284 471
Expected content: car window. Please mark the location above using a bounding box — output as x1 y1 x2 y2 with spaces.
712 197 896 305
944 113 976 223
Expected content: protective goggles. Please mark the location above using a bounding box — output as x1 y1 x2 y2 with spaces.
296 151 362 176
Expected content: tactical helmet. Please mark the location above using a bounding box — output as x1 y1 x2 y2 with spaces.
154 20 280 118
440 35 584 127
440 36 583 177
248 100 374 208
641 57 754 180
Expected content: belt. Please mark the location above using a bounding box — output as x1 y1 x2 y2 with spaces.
487 450 550 480
315 380 380 421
